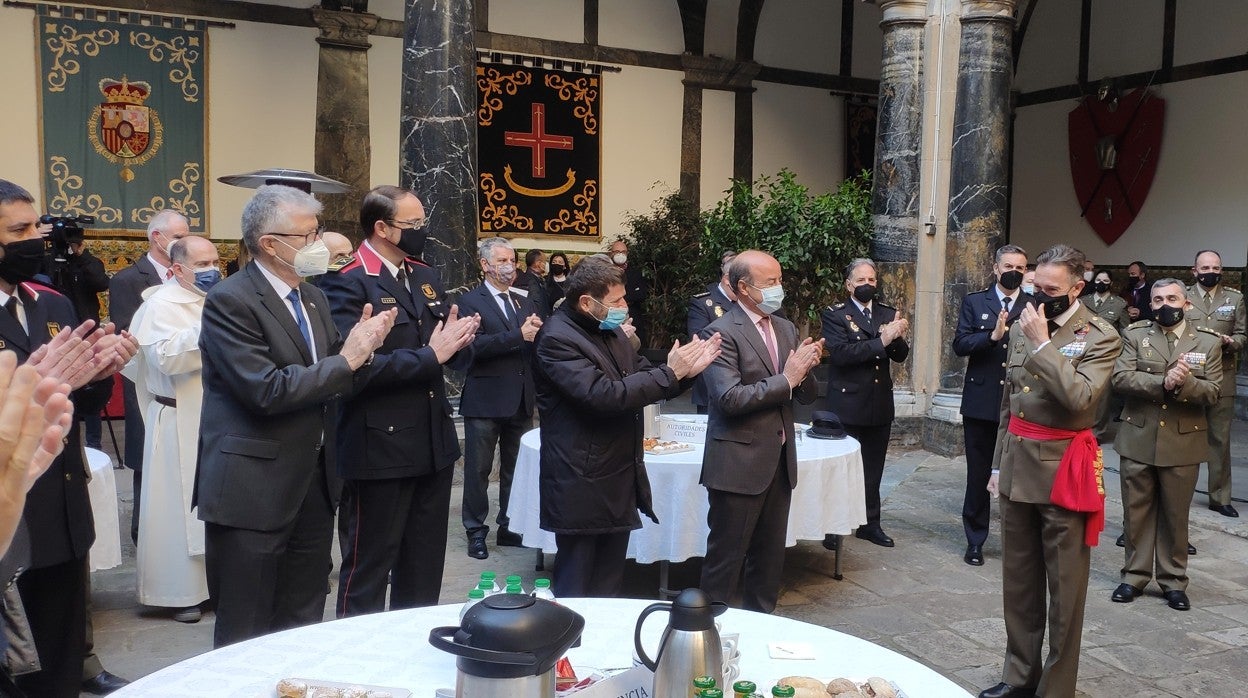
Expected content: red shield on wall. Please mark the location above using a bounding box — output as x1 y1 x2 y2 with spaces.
1068 89 1165 246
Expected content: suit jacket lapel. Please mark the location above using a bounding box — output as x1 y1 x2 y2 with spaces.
380 266 421 320
300 284 331 360
852 302 878 337
248 264 314 365
732 306 777 376
480 284 514 328
22 288 53 347
0 298 29 352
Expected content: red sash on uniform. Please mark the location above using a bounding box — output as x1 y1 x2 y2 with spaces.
1007 415 1105 547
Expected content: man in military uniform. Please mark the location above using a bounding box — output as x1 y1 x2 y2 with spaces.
1087 269 1130 442
979 244 1121 698
1111 279 1222 612
1186 249 1246 517
687 252 736 413
822 258 909 548
952 244 1028 566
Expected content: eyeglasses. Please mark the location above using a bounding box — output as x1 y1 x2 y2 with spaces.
387 217 428 231
266 225 324 246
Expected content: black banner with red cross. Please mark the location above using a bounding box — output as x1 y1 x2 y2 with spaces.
476 62 601 239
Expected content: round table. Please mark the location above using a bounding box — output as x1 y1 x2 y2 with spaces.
85 447 122 571
113 597 970 697
507 417 867 564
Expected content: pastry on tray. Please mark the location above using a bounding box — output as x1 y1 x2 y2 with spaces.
642 437 695 454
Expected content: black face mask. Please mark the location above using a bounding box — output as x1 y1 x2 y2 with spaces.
852 284 876 304
1128 275 1142 286
0 238 47 284
549 263 567 276
1033 290 1073 318
1155 304 1184 328
1093 281 1111 294
999 270 1023 291
396 227 427 258
1196 272 1221 289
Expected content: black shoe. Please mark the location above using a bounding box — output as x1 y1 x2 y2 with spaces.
1209 503 1240 517
1115 533 1125 547
467 535 488 560
496 527 524 547
977 682 1035 698
1164 589 1191 611
1111 583 1143 603
964 544 984 566
822 534 841 551
854 525 894 548
1188 543 1197 556
82 671 129 695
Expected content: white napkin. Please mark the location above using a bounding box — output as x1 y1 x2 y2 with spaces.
768 641 816 659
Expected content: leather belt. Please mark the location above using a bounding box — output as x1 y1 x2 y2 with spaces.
154 395 177 408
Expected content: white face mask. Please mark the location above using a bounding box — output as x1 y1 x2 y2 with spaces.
276 237 331 277
612 252 627 265
1083 271 1094 281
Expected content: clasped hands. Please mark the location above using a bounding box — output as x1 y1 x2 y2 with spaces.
1163 359 1190 392
782 337 826 389
879 315 909 345
666 333 722 380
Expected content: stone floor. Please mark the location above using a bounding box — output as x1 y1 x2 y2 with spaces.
85 416 1248 697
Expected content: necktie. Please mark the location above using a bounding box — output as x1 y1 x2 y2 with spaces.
1048 320 1061 336
758 316 779 373
498 292 517 327
286 289 313 355
862 305 872 324
1003 297 1012 314
1166 330 1177 353
4 297 24 335
1095 297 1102 308
396 266 409 293
1205 292 1213 307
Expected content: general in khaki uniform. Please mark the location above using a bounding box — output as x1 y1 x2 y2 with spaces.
1112 315 1221 608
990 301 1120 698
1184 281 1246 514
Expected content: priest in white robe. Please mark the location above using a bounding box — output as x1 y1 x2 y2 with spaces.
123 235 220 622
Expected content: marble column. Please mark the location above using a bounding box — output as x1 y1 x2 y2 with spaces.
870 0 927 404
400 0 478 294
312 8 379 240
940 1 1015 393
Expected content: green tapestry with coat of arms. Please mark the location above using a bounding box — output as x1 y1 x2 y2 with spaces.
36 7 207 237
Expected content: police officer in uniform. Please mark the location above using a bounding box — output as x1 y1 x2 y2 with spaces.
952 244 1028 566
1110 279 1222 612
320 185 479 616
822 258 909 548
687 253 736 413
1185 249 1246 517
979 245 1121 698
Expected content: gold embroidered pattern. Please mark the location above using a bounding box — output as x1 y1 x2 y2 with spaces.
544 180 597 235
479 173 533 232
129 31 202 102
544 74 598 135
46 156 122 224
476 67 532 127
42 23 120 92
131 163 203 227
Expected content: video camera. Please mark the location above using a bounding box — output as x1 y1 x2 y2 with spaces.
39 213 94 262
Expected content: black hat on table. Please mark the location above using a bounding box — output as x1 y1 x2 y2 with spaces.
806 411 846 440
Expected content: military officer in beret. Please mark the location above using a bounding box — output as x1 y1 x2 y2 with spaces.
952 244 1028 566
1185 249 1246 518
822 257 909 548
687 252 737 413
979 244 1121 698
1110 279 1221 612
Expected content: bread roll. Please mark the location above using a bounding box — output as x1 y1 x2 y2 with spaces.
779 676 826 691
826 678 860 694
276 679 309 698
862 677 896 698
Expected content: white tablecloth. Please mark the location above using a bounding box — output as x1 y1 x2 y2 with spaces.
508 416 867 563
114 597 970 697
85 447 122 571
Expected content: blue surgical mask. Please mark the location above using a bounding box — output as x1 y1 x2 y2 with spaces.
590 297 629 330
1021 283 1035 295
193 267 221 292
749 282 785 315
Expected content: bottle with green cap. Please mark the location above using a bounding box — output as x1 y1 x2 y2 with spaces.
505 574 525 594
477 580 495 597
732 680 757 698
479 570 499 593
693 675 717 692
699 689 724 698
505 580 523 594
770 684 795 697
459 588 485 621
531 577 556 601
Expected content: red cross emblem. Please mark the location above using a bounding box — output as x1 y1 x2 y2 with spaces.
505 103 573 178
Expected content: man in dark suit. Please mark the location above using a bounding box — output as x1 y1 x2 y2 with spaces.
1122 260 1153 323
320 185 477 615
196 185 395 647
457 237 540 560
108 209 190 543
609 239 648 346
687 253 737 414
822 258 910 548
952 244 1028 566
0 179 138 697
699 250 821 613
511 248 549 320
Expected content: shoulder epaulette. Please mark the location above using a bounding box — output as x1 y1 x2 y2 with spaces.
830 302 846 310
692 291 710 298
1197 327 1223 338
21 281 63 297
875 301 896 311
1127 319 1152 330
1089 316 1114 332
1224 286 1240 294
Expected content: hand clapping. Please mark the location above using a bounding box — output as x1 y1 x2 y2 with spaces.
428 304 480 363
1163 359 1191 391
343 303 399 370
782 337 825 388
666 333 722 380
